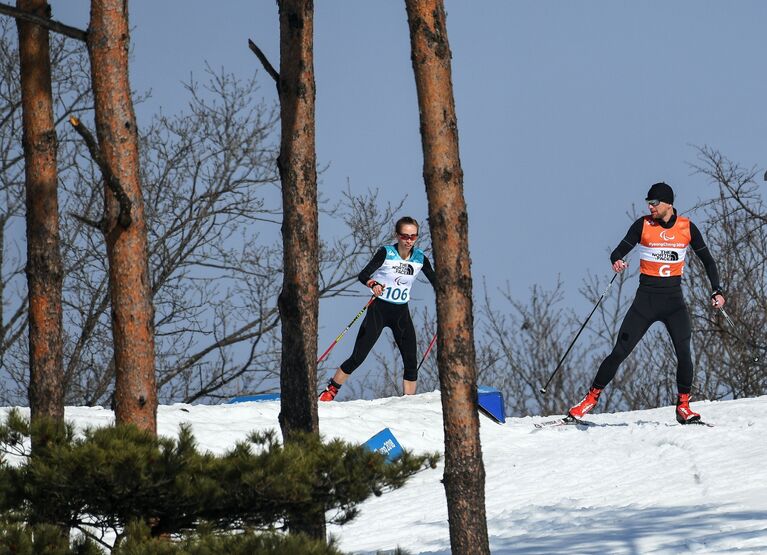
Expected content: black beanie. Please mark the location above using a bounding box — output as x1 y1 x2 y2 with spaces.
645 182 674 205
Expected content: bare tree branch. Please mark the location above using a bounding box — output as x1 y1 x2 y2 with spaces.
68 210 104 232
247 38 280 88
0 2 87 42
68 115 132 228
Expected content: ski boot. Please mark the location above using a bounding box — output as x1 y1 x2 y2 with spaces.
568 387 603 419
318 381 340 402
675 393 701 424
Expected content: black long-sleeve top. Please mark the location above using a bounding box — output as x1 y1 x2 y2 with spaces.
610 211 721 292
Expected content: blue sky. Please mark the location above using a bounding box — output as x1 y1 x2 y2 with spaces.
53 1 766 384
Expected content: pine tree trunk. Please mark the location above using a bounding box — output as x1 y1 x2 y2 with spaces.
404 1 490 553
16 0 64 428
276 0 320 442
88 0 157 433
276 0 323 540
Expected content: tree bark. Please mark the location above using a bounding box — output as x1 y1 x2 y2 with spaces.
276 0 322 540
276 0 319 441
16 0 64 428
87 0 157 433
404 1 490 553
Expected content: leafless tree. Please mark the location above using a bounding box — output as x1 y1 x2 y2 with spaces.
57 68 284 408
2 19 399 413
483 279 585 416
477 268 628 417
405 1 489 553
685 146 766 398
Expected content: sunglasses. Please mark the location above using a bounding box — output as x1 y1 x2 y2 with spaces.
647 199 661 207
398 233 418 241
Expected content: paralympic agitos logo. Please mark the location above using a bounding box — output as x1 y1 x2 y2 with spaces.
660 230 675 241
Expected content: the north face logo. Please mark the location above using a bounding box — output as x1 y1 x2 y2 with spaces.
652 250 679 262
394 263 414 275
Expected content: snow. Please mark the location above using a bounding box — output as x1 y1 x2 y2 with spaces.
5 392 767 554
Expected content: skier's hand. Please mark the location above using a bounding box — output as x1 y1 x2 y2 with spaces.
367 280 384 297
612 259 627 273
711 292 725 308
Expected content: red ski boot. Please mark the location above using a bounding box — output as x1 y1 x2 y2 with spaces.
318 382 339 402
676 393 701 424
568 387 602 419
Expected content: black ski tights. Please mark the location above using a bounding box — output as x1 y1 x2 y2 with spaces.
340 299 418 381
592 286 693 394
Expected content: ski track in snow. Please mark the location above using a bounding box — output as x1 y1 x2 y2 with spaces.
3 392 767 554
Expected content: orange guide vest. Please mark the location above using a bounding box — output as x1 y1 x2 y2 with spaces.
637 215 691 277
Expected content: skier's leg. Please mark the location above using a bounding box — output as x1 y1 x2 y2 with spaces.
662 297 693 394
322 305 386 401
393 306 418 395
665 301 700 423
592 292 654 389
568 299 653 418
337 302 385 377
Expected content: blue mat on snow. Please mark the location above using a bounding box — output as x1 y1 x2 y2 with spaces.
227 393 280 404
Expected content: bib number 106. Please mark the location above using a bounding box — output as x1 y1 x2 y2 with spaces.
382 287 408 302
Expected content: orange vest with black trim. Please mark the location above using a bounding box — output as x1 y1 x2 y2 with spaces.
637 215 691 277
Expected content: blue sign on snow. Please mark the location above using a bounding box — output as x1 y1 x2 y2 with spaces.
363 428 404 462
477 385 506 423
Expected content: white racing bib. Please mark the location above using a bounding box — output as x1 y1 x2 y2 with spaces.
369 245 426 304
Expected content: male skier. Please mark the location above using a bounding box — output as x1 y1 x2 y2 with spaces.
568 182 725 424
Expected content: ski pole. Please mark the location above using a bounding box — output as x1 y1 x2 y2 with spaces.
416 332 438 372
540 271 619 394
317 295 376 365
717 306 760 363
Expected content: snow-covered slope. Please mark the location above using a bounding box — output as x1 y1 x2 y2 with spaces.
5 392 767 554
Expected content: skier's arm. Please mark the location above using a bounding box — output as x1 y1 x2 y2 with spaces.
610 218 643 264
358 247 387 286
689 222 722 294
421 256 437 288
